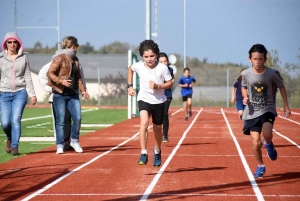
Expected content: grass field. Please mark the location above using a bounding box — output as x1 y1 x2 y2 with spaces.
0 107 127 164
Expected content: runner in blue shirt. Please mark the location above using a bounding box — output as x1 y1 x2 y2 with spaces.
158 52 175 142
178 68 196 121
231 68 247 120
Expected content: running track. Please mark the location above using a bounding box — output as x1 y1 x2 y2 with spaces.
0 108 299 201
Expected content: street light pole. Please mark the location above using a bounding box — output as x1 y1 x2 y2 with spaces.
183 0 187 68
145 0 151 39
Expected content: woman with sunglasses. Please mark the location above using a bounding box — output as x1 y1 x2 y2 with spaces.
47 36 89 154
0 32 37 155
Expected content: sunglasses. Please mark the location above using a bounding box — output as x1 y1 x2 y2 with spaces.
7 41 18 44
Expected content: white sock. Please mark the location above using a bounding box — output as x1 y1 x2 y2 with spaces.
141 150 147 155
154 146 160 154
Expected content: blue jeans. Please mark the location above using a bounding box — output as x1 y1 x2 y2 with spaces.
1 90 28 148
52 93 81 148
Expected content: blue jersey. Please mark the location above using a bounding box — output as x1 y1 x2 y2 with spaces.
164 67 174 98
178 75 196 96
233 81 243 102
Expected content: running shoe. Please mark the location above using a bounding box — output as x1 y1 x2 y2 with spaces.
184 116 188 121
263 139 277 161
56 147 64 154
63 141 71 151
138 154 148 165
253 166 266 178
189 110 192 117
162 135 169 143
153 147 161 168
70 141 83 153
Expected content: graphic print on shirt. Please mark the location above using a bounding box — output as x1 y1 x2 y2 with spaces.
250 81 268 111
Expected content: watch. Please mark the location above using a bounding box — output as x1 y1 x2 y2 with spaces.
127 84 133 88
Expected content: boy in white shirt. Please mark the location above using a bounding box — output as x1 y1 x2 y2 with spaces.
128 40 172 167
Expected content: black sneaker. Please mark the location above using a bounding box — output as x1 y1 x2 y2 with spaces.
63 141 71 151
184 116 188 121
162 135 169 143
153 147 161 168
138 154 148 165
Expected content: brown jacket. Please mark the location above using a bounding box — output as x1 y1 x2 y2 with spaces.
47 54 86 94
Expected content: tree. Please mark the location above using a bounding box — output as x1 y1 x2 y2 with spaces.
97 41 130 54
77 42 94 54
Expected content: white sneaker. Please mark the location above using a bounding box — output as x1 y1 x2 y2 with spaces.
56 147 64 154
70 141 83 153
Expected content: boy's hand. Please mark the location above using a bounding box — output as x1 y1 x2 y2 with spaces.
189 83 193 87
149 81 156 89
284 105 291 118
183 83 188 88
128 87 135 96
243 97 249 105
231 98 235 104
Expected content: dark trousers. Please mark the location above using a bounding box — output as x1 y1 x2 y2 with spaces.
163 97 172 136
51 103 72 142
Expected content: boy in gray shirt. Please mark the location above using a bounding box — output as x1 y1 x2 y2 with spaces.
241 44 291 178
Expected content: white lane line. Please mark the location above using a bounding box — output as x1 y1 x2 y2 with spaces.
273 129 300 149
38 193 300 197
169 108 183 117
221 108 264 201
278 115 300 126
279 108 300 115
21 108 97 122
107 153 300 157
21 108 182 201
140 108 203 201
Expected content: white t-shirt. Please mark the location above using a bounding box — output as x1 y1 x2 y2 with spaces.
131 61 172 104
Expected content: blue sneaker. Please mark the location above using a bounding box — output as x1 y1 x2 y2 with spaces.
253 166 266 178
153 147 161 168
263 139 277 161
138 154 148 165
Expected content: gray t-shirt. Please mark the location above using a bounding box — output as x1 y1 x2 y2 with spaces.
241 67 284 120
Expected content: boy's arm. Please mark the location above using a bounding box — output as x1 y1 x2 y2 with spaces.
279 86 291 117
127 66 135 96
178 78 188 88
231 87 236 103
242 87 248 105
151 80 172 90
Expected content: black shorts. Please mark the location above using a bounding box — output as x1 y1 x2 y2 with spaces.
182 94 192 102
138 100 164 125
243 112 276 135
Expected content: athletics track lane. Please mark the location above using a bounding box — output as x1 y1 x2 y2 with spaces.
223 108 300 201
0 108 299 200
146 108 260 201
0 116 143 200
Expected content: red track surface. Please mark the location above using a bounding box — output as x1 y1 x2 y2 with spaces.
0 108 299 201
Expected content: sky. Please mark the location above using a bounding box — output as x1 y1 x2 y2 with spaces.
1 0 299 66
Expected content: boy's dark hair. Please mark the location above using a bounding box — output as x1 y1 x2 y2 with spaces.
248 44 268 59
183 67 190 72
157 52 169 65
139 40 160 56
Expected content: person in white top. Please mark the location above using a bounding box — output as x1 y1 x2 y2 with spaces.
128 40 172 167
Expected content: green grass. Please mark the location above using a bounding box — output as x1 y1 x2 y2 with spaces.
0 107 128 164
